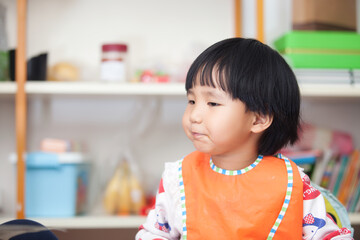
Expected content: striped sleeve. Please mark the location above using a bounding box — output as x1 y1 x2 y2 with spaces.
135 161 182 240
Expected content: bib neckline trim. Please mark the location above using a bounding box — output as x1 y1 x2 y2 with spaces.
209 155 263 175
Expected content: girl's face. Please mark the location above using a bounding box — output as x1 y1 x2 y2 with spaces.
182 83 256 157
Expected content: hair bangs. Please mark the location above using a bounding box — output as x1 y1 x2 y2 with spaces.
185 50 230 94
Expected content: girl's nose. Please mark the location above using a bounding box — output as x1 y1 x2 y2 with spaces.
189 105 202 123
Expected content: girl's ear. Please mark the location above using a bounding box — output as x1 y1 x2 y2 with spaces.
251 113 273 134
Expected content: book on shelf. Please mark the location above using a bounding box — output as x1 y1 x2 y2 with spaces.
345 151 360 210
312 149 333 186
327 155 341 193
319 155 336 189
348 172 360 212
337 150 360 205
312 149 360 212
350 185 360 212
332 155 350 197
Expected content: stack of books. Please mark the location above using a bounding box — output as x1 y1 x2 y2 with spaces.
315 150 360 213
293 68 352 84
354 69 360 85
285 148 360 212
282 123 360 212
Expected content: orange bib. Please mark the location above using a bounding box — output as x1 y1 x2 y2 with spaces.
180 151 303 239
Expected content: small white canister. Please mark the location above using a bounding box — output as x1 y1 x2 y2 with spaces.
101 43 128 82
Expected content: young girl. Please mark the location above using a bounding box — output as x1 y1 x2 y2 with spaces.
136 38 353 239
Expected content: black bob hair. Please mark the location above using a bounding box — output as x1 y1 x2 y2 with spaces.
185 38 301 156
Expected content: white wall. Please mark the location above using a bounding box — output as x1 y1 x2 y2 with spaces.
0 0 293 81
2 0 235 81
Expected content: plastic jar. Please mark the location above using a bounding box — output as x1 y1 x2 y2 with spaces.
101 43 128 82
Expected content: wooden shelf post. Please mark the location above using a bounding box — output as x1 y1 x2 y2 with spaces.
256 0 265 43
234 0 242 37
16 0 27 219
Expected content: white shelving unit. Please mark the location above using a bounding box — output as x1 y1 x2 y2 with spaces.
1 80 359 228
1 81 360 97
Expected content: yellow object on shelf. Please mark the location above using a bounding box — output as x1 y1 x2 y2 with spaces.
48 62 79 81
117 161 131 215
129 171 146 215
103 166 122 215
103 159 145 215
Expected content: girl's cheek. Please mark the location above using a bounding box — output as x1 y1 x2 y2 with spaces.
182 112 189 130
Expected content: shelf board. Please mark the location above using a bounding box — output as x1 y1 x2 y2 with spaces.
1 214 360 229
0 82 16 94
0 215 146 229
28 81 187 95
300 84 360 98
0 81 186 96
349 213 360 225
1 81 360 98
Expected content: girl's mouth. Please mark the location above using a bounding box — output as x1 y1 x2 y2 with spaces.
192 132 205 139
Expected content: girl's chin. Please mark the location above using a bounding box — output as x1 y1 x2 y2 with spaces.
192 144 214 154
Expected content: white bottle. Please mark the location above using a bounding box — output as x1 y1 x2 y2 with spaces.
101 43 128 82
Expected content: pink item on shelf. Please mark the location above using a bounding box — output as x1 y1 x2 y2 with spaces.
140 70 154 83
330 131 354 155
294 124 353 155
41 138 71 153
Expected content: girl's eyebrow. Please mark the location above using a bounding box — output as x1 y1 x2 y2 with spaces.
187 88 226 99
187 89 194 96
203 89 226 99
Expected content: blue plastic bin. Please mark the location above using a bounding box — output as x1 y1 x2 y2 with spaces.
25 152 90 217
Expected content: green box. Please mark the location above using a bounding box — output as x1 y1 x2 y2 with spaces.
273 31 360 69
0 50 9 81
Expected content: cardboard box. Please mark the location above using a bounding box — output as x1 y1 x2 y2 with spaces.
292 0 357 31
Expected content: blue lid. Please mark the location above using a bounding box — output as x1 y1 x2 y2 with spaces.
292 156 316 165
26 152 60 168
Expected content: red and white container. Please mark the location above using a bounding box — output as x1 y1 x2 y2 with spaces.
101 43 128 82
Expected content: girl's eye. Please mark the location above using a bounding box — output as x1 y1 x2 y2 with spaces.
188 100 195 105
208 102 220 107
